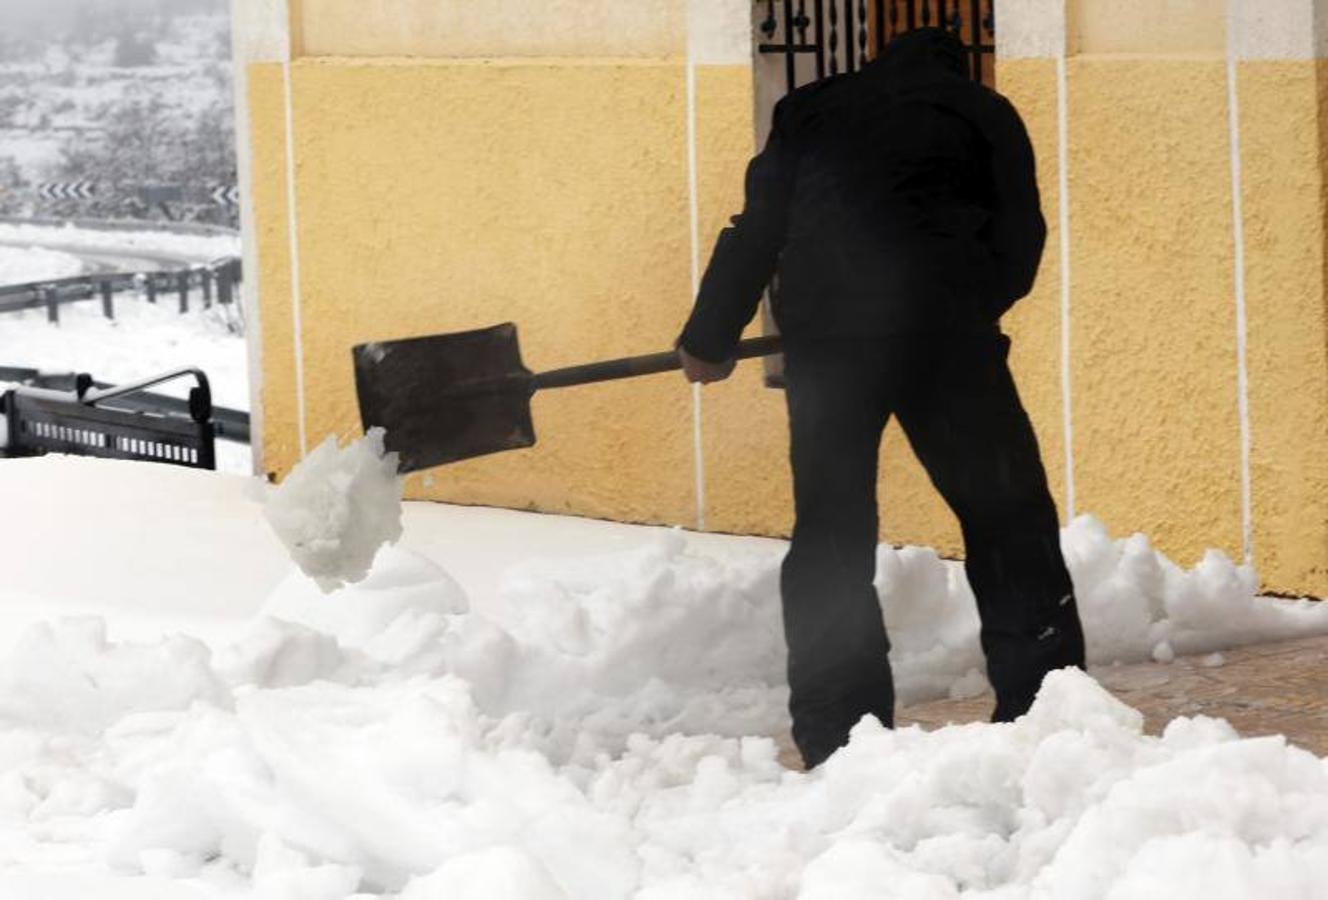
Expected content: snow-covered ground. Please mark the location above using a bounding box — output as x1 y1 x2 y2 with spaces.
0 454 1325 897
0 243 85 283
0 284 247 410
0 236 250 472
0 223 239 265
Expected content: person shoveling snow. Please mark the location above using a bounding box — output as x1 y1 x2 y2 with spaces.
263 427 403 592
672 26 1084 769
349 29 1081 775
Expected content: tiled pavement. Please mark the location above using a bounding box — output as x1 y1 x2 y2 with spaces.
776 635 1328 770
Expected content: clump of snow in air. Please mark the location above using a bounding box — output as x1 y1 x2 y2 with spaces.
263 428 404 593
2 456 1328 896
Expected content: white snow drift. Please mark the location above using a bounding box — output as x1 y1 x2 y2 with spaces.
0 244 85 284
0 222 240 265
0 455 1325 897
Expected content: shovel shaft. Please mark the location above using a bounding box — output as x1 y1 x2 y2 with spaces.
531 335 783 392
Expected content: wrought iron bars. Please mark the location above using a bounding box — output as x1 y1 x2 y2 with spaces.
757 0 996 94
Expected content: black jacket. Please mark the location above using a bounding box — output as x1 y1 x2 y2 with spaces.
678 27 1047 362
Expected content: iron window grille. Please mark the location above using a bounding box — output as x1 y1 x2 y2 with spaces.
757 0 996 94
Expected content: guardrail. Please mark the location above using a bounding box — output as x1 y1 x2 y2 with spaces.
0 257 242 323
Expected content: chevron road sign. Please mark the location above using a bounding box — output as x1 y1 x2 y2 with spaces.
38 180 99 200
209 184 239 206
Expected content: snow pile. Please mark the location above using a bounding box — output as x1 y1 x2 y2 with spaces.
1 456 1327 895
0 617 229 734
263 429 404 593
0 223 239 263
0 244 84 285
0 627 1325 897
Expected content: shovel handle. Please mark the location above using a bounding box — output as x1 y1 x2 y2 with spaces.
532 335 783 392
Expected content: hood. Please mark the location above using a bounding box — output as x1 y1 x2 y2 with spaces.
863 26 969 85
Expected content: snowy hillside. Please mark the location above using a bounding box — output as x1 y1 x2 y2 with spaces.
0 5 234 226
0 454 1325 897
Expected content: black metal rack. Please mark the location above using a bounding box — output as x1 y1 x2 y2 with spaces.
2 367 218 469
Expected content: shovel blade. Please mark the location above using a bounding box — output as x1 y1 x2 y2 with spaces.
352 322 536 473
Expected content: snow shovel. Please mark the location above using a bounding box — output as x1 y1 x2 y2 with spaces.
352 322 782 473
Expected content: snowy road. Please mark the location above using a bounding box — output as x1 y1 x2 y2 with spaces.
0 237 205 276
0 455 1325 897
0 222 239 285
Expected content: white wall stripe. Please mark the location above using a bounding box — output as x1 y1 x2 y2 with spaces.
1225 2 1255 565
1055 52 1076 519
281 56 308 458
684 56 707 531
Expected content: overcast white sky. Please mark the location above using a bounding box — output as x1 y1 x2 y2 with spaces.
0 0 224 40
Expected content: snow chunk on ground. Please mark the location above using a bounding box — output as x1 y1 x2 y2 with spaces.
0 617 229 734
263 429 403 593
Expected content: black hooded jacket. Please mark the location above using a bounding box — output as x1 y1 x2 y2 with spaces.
678 27 1047 362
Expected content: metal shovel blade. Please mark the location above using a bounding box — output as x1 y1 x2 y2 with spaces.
352 322 536 473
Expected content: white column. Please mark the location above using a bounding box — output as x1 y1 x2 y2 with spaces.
229 0 294 473
995 1 1075 519
684 0 752 530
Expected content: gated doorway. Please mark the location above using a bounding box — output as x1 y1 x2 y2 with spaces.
755 0 996 93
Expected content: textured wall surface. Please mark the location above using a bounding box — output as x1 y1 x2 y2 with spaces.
242 4 1328 596
990 58 1070 523
1070 0 1224 54
292 0 752 62
295 0 686 58
1238 60 1328 594
299 59 697 523
247 65 299 479
252 57 741 525
693 65 795 537
1067 56 1244 566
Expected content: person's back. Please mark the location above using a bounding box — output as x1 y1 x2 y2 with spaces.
678 26 1046 361
675 26 1086 772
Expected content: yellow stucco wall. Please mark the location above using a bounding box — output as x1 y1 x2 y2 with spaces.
244 11 1328 597
1239 61 1328 594
694 65 795 536
285 58 703 524
991 57 1070 528
247 56 771 525
247 65 300 480
1067 56 1244 564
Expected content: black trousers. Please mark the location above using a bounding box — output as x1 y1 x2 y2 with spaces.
780 328 1086 769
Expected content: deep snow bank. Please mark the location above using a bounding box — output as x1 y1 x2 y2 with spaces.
1 456 1327 896
1 638 1325 898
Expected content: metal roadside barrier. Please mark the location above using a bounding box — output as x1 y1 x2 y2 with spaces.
0 257 242 322
0 367 228 469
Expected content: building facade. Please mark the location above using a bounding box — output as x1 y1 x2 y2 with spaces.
232 0 1328 598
